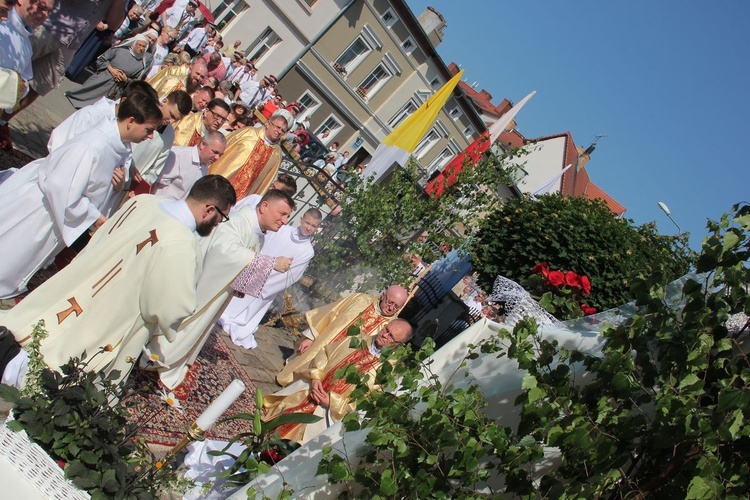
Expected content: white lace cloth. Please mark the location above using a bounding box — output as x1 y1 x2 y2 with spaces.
489 275 557 327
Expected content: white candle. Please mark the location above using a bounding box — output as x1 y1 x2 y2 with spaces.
195 379 246 431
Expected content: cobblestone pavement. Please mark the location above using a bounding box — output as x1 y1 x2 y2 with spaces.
0 78 296 411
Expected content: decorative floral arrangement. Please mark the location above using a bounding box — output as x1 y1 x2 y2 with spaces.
525 262 597 320
0 321 193 499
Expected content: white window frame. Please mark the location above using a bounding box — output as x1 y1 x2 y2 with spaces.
212 0 248 28
246 27 282 66
429 77 440 89
333 36 372 76
381 8 398 28
388 100 417 129
428 146 457 174
297 91 321 121
358 63 392 99
449 105 462 121
463 124 477 139
414 129 440 160
315 114 343 142
401 36 416 55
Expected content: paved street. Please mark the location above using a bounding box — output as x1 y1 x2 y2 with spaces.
7 78 78 160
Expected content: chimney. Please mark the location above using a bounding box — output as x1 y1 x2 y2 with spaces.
417 7 446 48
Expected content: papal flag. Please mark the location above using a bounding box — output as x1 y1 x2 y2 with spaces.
426 90 536 198
361 70 465 182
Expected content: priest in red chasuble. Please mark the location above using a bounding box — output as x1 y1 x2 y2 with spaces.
263 318 414 445
276 284 409 387
208 109 293 200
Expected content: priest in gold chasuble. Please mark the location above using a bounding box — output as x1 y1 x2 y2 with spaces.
276 284 408 387
208 109 293 200
172 98 230 147
263 318 414 445
147 58 208 98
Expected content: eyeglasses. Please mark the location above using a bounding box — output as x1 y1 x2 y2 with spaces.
206 108 229 124
214 205 230 223
266 121 286 132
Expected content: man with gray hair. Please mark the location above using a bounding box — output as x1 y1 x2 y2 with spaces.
209 109 294 200
153 131 227 200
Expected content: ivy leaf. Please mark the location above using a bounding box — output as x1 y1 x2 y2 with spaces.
685 476 715 499
521 374 537 390
723 231 740 251
518 435 536 447
380 469 398 495
0 383 21 404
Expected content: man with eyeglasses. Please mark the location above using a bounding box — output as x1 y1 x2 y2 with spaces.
0 175 237 388
264 318 414 445
171 97 230 147
276 284 409 387
146 189 296 390
209 109 293 200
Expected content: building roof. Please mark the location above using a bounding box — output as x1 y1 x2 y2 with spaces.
585 181 627 216
521 131 627 216
447 62 512 121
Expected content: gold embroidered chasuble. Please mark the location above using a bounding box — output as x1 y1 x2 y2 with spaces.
171 111 205 147
147 205 270 390
146 64 188 98
208 126 282 200
0 195 200 384
263 335 385 445
275 293 389 387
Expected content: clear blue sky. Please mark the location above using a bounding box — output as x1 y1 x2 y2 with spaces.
406 0 750 250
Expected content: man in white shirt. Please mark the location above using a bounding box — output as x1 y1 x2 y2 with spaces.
1 0 125 150
0 0 54 149
177 20 207 57
236 74 276 108
161 0 196 31
153 131 227 200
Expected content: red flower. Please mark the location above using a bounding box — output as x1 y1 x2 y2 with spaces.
565 271 581 289
580 275 591 295
56 459 66 469
547 270 565 287
260 448 286 465
532 262 550 277
581 304 597 315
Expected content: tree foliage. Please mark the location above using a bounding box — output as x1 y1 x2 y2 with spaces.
471 193 695 311
318 203 750 498
307 150 519 292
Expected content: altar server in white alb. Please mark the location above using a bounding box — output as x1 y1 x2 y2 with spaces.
0 93 162 299
45 80 158 154
146 189 296 389
219 207 321 349
0 175 237 388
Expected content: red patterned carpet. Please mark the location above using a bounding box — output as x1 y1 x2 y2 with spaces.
125 331 257 447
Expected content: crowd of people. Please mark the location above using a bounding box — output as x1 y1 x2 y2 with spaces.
0 0 488 448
